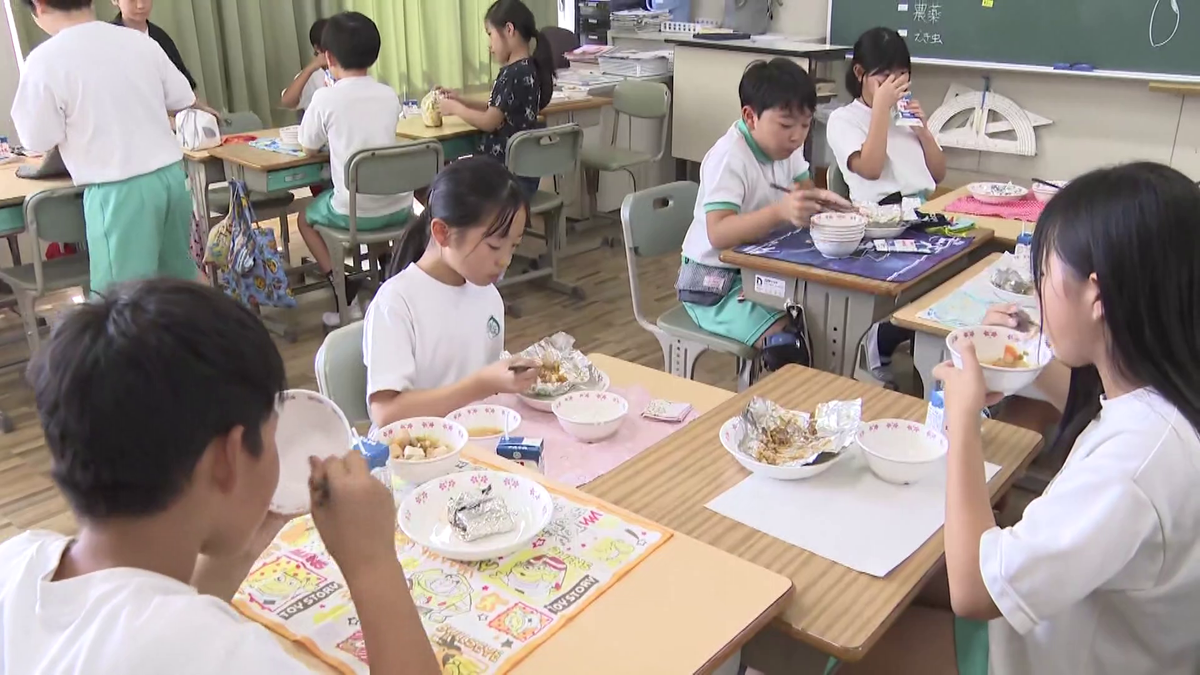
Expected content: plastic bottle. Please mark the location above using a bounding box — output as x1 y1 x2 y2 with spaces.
1015 227 1034 274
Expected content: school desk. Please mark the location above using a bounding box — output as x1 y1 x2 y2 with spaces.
274 447 794 674
922 186 1033 247
584 363 1044 669
718 230 993 379
891 253 1003 399
182 128 284 236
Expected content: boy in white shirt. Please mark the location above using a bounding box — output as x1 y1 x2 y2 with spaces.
295 11 413 327
0 279 439 675
11 0 199 293
679 58 850 349
279 18 332 120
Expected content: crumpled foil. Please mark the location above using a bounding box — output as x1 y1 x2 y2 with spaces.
737 397 862 467
856 203 902 224
447 485 515 542
990 266 1034 296
509 332 600 397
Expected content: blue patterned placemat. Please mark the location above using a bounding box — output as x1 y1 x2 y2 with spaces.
917 260 1039 329
733 228 974 283
249 138 305 157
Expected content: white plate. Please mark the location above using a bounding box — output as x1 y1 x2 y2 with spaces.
968 182 1028 204
517 370 610 412
271 389 353 515
718 416 845 480
399 470 554 561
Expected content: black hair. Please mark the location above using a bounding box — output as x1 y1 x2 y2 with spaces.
485 0 555 111
29 279 287 520
1031 162 1200 457
739 58 817 117
386 156 529 277
22 0 92 10
309 18 329 51
845 27 912 98
321 11 381 71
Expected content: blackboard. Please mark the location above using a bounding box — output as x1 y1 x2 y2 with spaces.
829 0 1200 78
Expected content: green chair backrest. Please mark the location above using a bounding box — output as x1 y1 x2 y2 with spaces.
620 181 698 258
613 80 671 120
506 124 583 179
315 320 370 426
220 111 265 135
24 187 86 245
826 162 851 200
347 140 443 197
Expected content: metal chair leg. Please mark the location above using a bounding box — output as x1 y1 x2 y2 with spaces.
15 291 40 354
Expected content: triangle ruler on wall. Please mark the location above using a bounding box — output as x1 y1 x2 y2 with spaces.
927 84 1053 156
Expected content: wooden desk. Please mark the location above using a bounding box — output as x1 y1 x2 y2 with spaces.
279 446 794 674
589 352 734 414
719 230 993 378
584 364 1044 664
182 129 283 235
0 158 73 210
891 253 1003 399
922 186 1032 247
208 133 330 196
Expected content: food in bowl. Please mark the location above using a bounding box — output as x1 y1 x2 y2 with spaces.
552 391 628 442
468 426 505 438
387 429 452 461
946 327 1052 396
718 397 862 481
537 360 569 385
987 344 1032 369
751 410 830 465
856 203 902 224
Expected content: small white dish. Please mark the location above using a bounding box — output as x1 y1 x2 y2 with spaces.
552 391 629 442
271 389 353 515
865 224 908 239
376 417 469 485
968 182 1028 205
718 416 845 480
517 369 610 412
447 405 522 451
398 470 554 561
857 418 947 484
810 212 868 229
946 326 1052 396
1031 180 1065 203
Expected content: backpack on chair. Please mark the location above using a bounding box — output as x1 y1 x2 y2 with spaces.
760 302 812 372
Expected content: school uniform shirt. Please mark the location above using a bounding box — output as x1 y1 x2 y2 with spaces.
11 21 194 186
0 530 308 675
981 388 1200 675
113 14 196 89
826 99 936 205
479 57 544 161
291 69 328 111
364 264 505 399
681 120 810 268
300 76 412 218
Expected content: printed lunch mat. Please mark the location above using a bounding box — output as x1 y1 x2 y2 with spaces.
917 259 1039 329
233 460 670 674
733 227 973 283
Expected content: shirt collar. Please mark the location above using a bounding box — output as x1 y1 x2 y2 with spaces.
735 119 771 164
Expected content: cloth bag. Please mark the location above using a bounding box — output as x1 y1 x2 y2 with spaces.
211 181 296 309
175 109 221 151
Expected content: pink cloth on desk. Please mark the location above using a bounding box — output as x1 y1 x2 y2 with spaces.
945 194 1045 222
488 385 698 488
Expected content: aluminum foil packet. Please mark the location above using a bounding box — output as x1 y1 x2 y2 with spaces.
737 397 862 467
990 262 1035 297
447 485 516 542
509 332 599 397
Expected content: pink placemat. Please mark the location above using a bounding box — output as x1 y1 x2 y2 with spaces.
945 194 1045 222
487 385 699 487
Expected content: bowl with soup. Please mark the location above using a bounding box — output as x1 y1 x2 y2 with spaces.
447 405 522 451
945 327 1053 396
376 417 469 485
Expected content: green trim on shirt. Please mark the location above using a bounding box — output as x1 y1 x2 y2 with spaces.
735 120 772 165
704 201 741 214
793 170 811 184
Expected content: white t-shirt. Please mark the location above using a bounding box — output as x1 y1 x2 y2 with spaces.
283 69 327 111
299 76 412 218
681 120 810 268
10 21 194 186
364 264 505 400
0 530 307 675
981 389 1200 675
825 99 935 205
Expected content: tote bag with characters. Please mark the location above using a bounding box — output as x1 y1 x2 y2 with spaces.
213 181 296 309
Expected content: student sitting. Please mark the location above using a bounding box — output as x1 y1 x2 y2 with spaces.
296 11 413 328
839 163 1200 675
679 58 850 353
13 0 202 293
827 27 947 385
0 279 439 675
365 157 538 429
280 17 332 120
437 0 554 197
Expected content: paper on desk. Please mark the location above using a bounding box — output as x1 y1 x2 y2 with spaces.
706 450 1001 577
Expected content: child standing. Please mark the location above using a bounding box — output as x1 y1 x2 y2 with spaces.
12 0 199 293
679 58 850 350
110 0 221 118
296 11 413 328
364 157 538 428
437 0 555 197
280 18 332 119
0 279 439 674
840 163 1200 675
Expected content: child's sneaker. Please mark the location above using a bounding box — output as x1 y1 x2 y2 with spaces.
322 297 363 329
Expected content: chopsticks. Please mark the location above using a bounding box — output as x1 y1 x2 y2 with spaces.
1032 177 1060 190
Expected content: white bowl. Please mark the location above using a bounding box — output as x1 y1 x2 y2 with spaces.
811 211 868 229
810 226 866 241
447 405 522 451
272 389 353 515
398 470 554 561
865 224 908 239
517 369 610 412
718 416 845 480
278 125 301 147
552 390 628 442
376 417 469 485
813 237 862 259
857 419 948 484
1032 184 1060 203
946 326 1053 396
968 182 1028 205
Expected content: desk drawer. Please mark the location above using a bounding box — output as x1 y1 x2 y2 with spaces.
263 163 330 193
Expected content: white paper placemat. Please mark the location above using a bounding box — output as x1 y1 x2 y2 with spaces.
706 450 1001 577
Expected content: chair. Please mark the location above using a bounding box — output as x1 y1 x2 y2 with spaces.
0 187 91 353
620 181 758 391
498 124 586 313
211 111 298 258
580 81 672 241
826 162 851 200
316 140 443 324
314 320 370 427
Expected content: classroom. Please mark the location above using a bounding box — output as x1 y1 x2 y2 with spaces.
0 0 1197 673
